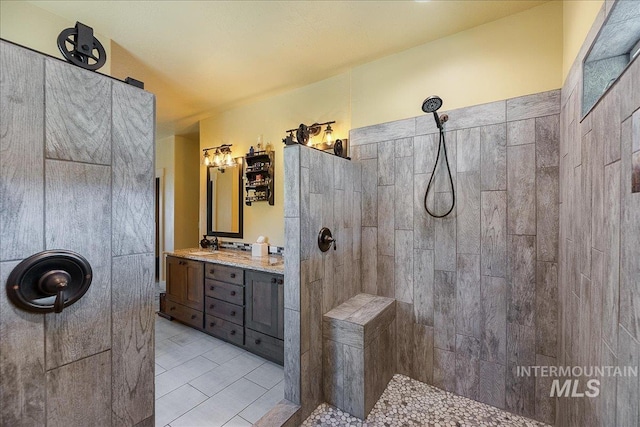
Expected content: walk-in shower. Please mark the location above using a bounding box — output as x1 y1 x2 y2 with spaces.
421 95 455 218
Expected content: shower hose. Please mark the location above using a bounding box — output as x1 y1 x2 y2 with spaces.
423 127 455 218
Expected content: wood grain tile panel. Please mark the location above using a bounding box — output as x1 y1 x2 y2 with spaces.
112 83 155 256
45 58 111 164
480 275 506 364
394 156 413 230
350 118 415 146
395 301 415 377
111 253 155 426
414 173 434 250
361 159 378 227
0 261 45 426
479 361 505 409
537 166 559 262
456 254 481 338
507 144 536 235
456 127 481 172
434 193 456 272
507 235 536 327
394 230 413 303
433 348 455 392
536 115 560 168
506 90 560 121
455 334 480 400
413 249 434 326
46 351 112 427
481 123 507 191
0 41 45 261
456 172 480 255
284 146 300 218
603 160 620 351
45 160 111 369
507 119 535 147
377 141 395 186
413 324 433 384
434 271 456 351
481 191 507 277
535 262 558 357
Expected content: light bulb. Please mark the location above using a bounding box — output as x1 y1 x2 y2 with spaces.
324 124 333 145
203 151 211 166
213 150 221 166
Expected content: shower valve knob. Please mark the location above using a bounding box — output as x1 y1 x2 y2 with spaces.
318 227 336 252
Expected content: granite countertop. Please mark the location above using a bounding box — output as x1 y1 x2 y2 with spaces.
166 248 284 274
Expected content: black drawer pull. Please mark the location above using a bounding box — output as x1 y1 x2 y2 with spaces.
210 322 215 327
191 314 197 320
170 306 176 311
277 279 283 285
209 269 215 274
271 278 276 284
210 285 215 291
255 339 261 345
230 291 236 296
230 310 236 316
230 330 236 336
210 304 215 309
230 273 236 278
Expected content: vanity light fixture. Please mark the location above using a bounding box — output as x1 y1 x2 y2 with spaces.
324 123 333 144
202 144 236 169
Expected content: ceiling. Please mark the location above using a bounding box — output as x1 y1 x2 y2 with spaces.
29 0 549 138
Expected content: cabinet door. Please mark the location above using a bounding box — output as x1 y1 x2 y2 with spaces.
165 256 204 311
165 256 185 303
183 260 204 310
245 271 283 339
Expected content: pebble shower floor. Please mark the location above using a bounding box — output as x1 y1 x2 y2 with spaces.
302 374 551 427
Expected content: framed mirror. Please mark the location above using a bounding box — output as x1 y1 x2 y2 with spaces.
206 158 244 238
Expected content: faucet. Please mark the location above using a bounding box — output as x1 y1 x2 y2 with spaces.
211 237 219 251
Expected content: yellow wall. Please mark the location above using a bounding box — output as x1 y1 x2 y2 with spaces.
174 135 200 249
0 0 111 75
562 0 605 81
199 73 351 247
351 0 562 129
199 1 564 246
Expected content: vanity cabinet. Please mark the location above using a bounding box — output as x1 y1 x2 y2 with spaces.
166 256 204 316
204 263 245 346
245 271 284 363
162 254 284 364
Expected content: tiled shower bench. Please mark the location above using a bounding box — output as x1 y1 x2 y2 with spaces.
322 293 396 419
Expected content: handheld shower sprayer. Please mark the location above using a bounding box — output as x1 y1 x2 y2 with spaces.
421 95 449 130
421 95 455 218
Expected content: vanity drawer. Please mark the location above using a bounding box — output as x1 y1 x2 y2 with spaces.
205 315 244 346
165 299 203 329
205 279 244 305
245 328 284 365
205 263 243 285
205 296 243 326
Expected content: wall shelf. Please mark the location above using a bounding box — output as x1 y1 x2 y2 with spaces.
244 150 274 206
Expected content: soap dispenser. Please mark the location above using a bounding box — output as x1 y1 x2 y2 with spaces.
200 235 210 249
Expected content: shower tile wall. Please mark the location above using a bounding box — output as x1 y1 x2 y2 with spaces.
283 145 363 421
349 90 560 424
558 1 640 425
0 41 155 426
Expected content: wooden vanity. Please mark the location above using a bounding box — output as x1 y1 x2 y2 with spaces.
161 249 284 364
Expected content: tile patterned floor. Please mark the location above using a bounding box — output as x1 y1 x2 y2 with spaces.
154 282 284 427
302 374 551 427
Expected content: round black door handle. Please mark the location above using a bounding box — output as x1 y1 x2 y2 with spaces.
210 286 215 291
210 269 215 274
230 310 236 316
271 278 276 284
6 250 92 314
230 291 236 296
210 304 215 309
191 314 197 320
277 279 283 285
210 322 216 327
255 339 261 345
230 330 236 335
170 306 176 311
230 273 236 278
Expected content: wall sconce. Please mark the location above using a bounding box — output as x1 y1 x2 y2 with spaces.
282 121 348 158
203 144 236 169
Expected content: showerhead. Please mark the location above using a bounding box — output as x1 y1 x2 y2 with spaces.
422 95 446 129
421 95 442 113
